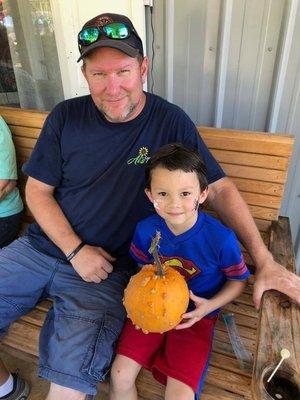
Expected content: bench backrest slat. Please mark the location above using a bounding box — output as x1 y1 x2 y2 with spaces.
198 127 294 226
0 106 48 129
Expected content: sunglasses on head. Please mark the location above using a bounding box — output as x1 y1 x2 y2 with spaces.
78 22 136 49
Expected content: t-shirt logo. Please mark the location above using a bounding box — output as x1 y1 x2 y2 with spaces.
127 147 150 165
160 256 201 281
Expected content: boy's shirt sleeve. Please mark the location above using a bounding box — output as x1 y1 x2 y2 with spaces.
219 231 250 280
130 224 153 265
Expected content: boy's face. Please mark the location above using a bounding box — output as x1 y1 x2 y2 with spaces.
145 167 208 235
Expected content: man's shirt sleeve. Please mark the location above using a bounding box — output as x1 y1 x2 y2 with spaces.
22 107 63 187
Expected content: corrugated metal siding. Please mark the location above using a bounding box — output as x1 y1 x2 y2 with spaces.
146 0 300 272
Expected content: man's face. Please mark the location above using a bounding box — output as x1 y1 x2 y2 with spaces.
82 47 148 123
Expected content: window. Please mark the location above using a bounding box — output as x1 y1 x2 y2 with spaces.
0 0 64 110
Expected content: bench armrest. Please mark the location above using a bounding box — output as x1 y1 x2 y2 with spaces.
251 216 300 398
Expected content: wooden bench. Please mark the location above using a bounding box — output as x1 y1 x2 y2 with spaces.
0 105 299 399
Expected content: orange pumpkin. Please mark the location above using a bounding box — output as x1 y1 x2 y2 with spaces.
123 262 189 333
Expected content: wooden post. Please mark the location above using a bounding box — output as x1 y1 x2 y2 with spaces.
251 217 300 399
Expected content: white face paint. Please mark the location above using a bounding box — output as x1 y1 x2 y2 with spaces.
153 200 160 210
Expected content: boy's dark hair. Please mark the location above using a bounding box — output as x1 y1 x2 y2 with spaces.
145 143 208 191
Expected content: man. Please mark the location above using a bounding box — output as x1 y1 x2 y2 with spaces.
0 12 299 400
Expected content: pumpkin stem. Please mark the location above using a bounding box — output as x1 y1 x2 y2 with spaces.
149 231 165 276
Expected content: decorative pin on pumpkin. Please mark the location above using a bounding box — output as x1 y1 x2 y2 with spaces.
123 231 189 333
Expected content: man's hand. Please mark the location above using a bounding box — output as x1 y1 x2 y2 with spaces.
175 291 213 330
253 258 300 309
70 244 115 283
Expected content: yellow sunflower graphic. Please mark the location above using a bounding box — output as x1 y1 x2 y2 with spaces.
139 147 149 157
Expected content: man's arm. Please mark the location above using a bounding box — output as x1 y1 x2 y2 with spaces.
0 179 17 201
207 177 300 308
25 177 114 283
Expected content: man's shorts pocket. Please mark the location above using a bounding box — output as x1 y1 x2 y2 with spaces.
81 312 124 381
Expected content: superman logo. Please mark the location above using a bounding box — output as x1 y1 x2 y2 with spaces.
159 255 201 280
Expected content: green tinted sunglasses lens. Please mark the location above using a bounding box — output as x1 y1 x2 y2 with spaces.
103 22 130 39
79 27 99 45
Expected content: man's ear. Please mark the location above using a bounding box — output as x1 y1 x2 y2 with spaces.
198 187 209 204
141 57 149 84
81 64 87 80
145 188 153 203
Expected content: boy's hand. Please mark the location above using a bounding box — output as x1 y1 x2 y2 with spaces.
175 290 214 330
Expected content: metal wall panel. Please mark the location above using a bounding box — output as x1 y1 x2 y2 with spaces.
222 0 285 130
276 1 300 272
146 0 300 272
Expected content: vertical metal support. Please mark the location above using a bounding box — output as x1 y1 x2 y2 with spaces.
214 0 233 127
268 0 299 132
165 0 174 102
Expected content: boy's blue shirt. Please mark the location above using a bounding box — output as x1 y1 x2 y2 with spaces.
130 212 250 316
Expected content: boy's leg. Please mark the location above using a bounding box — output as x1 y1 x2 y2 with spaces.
165 377 194 400
152 316 217 399
109 355 141 400
112 319 165 400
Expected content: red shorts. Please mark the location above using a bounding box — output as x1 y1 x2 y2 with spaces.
116 316 217 394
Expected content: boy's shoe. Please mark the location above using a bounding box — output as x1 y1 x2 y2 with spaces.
0 373 30 400
86 396 95 400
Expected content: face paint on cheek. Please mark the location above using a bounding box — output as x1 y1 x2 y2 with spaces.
153 200 160 210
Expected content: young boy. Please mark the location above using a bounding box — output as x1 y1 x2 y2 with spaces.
110 143 250 400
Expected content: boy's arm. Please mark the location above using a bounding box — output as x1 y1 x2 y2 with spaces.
176 280 246 330
204 279 246 312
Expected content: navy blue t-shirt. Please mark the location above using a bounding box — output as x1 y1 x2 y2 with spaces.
23 93 225 265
